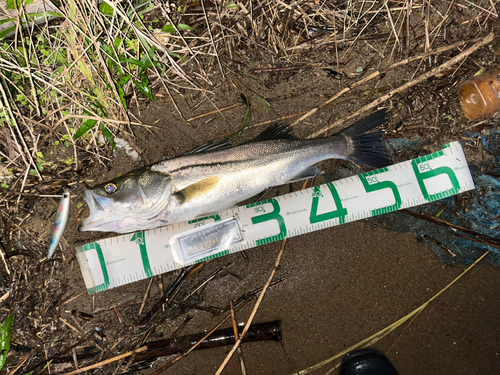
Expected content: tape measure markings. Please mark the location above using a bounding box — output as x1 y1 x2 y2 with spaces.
76 142 475 294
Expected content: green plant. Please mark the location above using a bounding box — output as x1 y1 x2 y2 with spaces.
0 314 14 371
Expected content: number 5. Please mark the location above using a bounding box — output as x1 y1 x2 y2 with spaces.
359 169 402 215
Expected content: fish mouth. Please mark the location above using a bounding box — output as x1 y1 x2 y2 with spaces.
80 190 118 232
80 188 173 233
84 190 104 214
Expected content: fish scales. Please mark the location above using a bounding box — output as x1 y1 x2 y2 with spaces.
81 110 391 233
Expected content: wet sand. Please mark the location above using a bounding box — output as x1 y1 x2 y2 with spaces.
159 220 500 374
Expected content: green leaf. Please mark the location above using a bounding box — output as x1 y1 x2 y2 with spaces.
63 157 75 166
74 116 98 140
161 24 175 33
177 24 195 31
256 95 272 110
0 314 14 371
6 0 32 10
113 37 123 50
0 26 17 41
168 52 186 61
161 23 194 33
100 44 113 56
100 124 116 150
134 79 156 102
230 106 251 137
120 57 147 69
99 2 114 16
116 75 130 110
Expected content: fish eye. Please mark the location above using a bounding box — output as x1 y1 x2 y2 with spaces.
104 183 118 194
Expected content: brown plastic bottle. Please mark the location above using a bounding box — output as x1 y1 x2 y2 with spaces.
458 69 500 119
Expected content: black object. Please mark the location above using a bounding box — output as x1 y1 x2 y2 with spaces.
339 348 399 375
134 319 282 363
33 320 282 374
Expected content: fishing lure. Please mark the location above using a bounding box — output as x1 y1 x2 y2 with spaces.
47 189 71 259
458 68 500 119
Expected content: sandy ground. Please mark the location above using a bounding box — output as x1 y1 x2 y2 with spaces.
129 221 499 375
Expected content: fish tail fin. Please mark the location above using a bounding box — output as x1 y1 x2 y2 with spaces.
340 109 393 168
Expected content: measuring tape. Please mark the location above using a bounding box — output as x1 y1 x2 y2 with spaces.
76 142 474 294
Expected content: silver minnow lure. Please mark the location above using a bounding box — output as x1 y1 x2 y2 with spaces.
48 189 71 258
81 110 392 234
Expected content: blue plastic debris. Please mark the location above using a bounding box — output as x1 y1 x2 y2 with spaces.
327 131 500 265
373 129 500 265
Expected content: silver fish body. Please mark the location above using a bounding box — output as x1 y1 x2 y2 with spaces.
48 190 71 258
81 110 391 233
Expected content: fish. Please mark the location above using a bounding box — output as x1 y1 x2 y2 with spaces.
48 189 71 258
81 109 392 234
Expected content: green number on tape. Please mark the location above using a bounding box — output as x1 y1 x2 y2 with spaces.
130 232 153 278
248 199 286 246
359 169 402 215
411 153 460 201
309 183 347 224
83 242 110 293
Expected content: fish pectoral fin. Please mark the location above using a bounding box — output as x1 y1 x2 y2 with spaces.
286 166 323 183
173 176 221 204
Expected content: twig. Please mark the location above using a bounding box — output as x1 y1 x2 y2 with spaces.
137 268 187 326
9 349 35 375
138 277 154 316
401 210 500 248
201 0 224 78
290 36 486 128
215 239 287 375
65 346 148 375
181 261 233 302
230 300 247 375
63 291 85 305
290 71 380 127
150 299 252 375
72 348 79 371
186 103 242 122
249 63 321 74
53 114 156 130
0 245 10 275
251 112 306 129
59 317 81 333
308 32 495 138
0 290 10 303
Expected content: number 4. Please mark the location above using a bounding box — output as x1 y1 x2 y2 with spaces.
309 183 348 224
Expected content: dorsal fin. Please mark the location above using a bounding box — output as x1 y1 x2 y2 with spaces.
250 124 293 142
182 139 231 156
